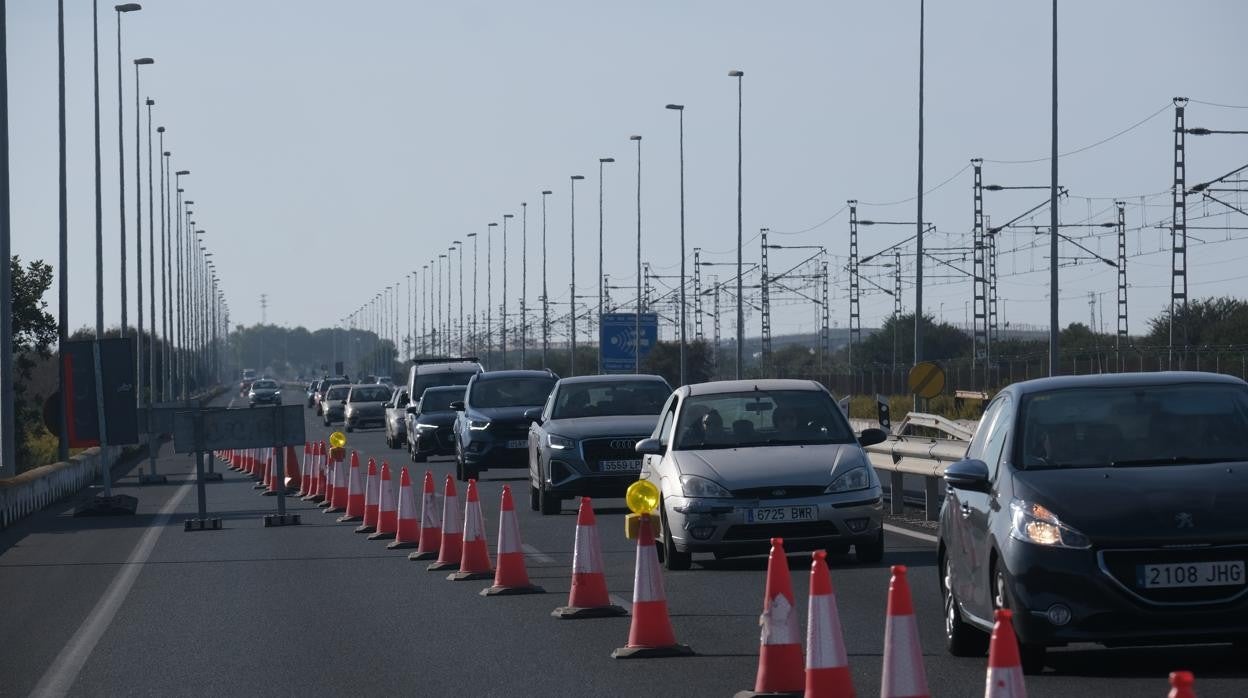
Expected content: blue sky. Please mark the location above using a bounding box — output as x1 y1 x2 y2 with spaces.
8 1 1248 342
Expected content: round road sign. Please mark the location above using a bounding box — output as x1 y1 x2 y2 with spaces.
907 361 946 400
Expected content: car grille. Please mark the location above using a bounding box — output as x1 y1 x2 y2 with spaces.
490 422 530 441
582 437 645 472
731 485 828 500
722 521 839 541
1098 545 1248 606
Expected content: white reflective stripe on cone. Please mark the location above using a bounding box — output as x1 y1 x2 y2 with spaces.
463 501 484 542
760 594 800 645
379 477 396 512
421 492 440 529
442 495 462 534
985 666 1025 697
397 483 416 517
633 542 665 603
882 615 927 698
807 593 849 669
498 511 522 554
572 524 604 574
364 472 379 506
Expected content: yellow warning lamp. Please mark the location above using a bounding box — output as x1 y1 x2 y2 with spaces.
329 431 347 449
624 479 660 539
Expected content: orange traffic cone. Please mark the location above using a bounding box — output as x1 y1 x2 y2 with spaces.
388 467 421 549
804 550 855 698
611 513 694 659
736 538 804 697
1168 671 1196 698
325 450 352 514
296 442 312 496
257 449 272 491
303 442 325 502
368 462 398 540
985 609 1026 697
449 479 492 581
338 454 367 522
263 448 286 496
553 497 627 619
284 445 302 492
356 459 380 533
881 565 929 698
482 485 545 596
315 445 335 506
427 475 463 571
408 470 442 560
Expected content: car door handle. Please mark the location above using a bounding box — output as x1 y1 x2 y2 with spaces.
960 501 971 519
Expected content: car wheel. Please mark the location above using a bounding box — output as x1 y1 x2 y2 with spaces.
856 528 885 563
942 554 989 657
657 500 692 571
994 565 1046 675
346 425 354 433
539 481 561 516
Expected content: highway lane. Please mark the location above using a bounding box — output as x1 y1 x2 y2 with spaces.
1 391 1245 696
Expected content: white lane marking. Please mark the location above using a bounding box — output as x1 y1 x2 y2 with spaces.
522 543 555 564
30 481 193 698
884 522 938 544
227 397 237 409
608 594 633 612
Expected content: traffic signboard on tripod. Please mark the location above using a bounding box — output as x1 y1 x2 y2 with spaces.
599 313 658 373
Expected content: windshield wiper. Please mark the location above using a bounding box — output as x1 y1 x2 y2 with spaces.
1110 456 1248 467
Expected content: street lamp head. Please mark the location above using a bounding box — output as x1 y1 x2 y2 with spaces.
504 213 514 219
134 57 155 66
541 189 552 195
157 127 164 133
176 170 190 176
488 222 498 227
729 70 744 77
145 98 155 106
467 232 477 238
629 135 642 141
454 239 463 244
665 104 684 111
571 175 585 181
115 3 141 12
984 185 1004 191
599 157 615 163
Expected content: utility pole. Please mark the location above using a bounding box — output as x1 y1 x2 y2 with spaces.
1115 201 1128 369
820 261 830 375
0 0 15 476
847 201 860 377
759 230 771 361
693 248 703 341
712 277 722 373
520 202 527 368
260 294 267 324
1170 97 1189 369
541 191 552 368
972 158 988 378
893 251 903 373
914 0 926 374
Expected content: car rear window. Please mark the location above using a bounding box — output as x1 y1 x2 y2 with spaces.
252 380 277 389
674 389 854 450
1018 382 1248 468
350 386 393 402
552 380 670 419
420 388 465 412
470 377 555 408
326 386 350 400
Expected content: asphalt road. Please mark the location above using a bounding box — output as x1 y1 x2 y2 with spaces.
1 389 1245 696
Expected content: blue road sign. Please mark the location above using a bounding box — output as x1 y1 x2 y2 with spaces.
600 313 658 373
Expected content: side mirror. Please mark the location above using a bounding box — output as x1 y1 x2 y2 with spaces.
406 406 419 415
523 407 543 423
449 401 465 412
944 458 991 493
635 438 664 456
858 427 888 448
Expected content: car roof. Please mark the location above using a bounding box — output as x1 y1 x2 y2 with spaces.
422 385 465 394
679 378 825 397
473 369 557 381
1003 371 1246 398
415 361 483 374
555 374 667 386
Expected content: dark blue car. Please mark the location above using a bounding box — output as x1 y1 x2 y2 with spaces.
452 369 558 482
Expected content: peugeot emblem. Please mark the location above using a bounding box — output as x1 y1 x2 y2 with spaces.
771 489 787 497
1175 512 1195 529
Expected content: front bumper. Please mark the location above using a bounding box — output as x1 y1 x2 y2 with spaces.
999 539 1248 647
323 407 345 421
413 427 456 457
663 487 884 555
461 434 529 469
250 394 280 404
345 411 385 428
544 458 640 499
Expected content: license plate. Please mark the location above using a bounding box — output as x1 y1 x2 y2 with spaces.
598 459 642 472
745 506 815 523
506 440 528 449
1137 560 1245 589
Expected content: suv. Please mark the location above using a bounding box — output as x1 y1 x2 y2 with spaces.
452 369 558 482
403 358 483 449
344 384 393 432
409 385 467 462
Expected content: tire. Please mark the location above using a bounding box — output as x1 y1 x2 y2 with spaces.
856 528 885 563
657 500 692 571
539 483 561 515
942 554 989 657
346 425 354 433
994 565 1046 675
529 483 541 512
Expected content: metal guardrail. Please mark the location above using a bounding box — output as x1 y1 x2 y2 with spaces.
851 412 977 522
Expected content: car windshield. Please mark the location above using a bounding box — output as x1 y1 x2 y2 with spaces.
350 386 392 403
326 386 350 400
674 389 854 450
414 371 477 396
471 377 555 409
252 380 277 390
420 388 464 412
552 380 670 419
1018 382 1248 469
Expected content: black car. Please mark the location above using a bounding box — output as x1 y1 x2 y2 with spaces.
409 385 467 462
452 369 558 482
526 374 671 514
940 372 1248 675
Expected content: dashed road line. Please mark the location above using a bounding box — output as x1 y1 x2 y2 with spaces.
884 522 938 544
522 543 555 564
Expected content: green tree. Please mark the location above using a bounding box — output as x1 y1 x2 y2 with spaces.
9 257 58 470
851 313 972 366
642 339 714 387
1145 297 1248 346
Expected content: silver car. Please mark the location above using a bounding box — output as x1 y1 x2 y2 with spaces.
636 379 889 570
248 378 281 406
344 384 394 433
321 384 352 426
384 388 410 449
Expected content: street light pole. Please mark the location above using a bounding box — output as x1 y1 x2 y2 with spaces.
1048 0 1060 376
487 222 496 366
0 0 14 476
467 233 478 357
93 0 103 337
630 135 642 374
115 3 141 336
729 70 744 379
132 57 152 408
144 97 155 409
56 0 70 460
520 202 528 368
455 240 464 356
502 213 513 369
540 190 552 368
914 0 925 372
597 157 614 374
665 104 687 386
570 175 585 376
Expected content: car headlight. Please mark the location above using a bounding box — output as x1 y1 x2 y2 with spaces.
826 466 872 494
468 419 491 431
547 434 575 450
415 422 438 431
679 474 732 498
1009 498 1090 549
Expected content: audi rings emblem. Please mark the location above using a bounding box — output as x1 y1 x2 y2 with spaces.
610 439 638 450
